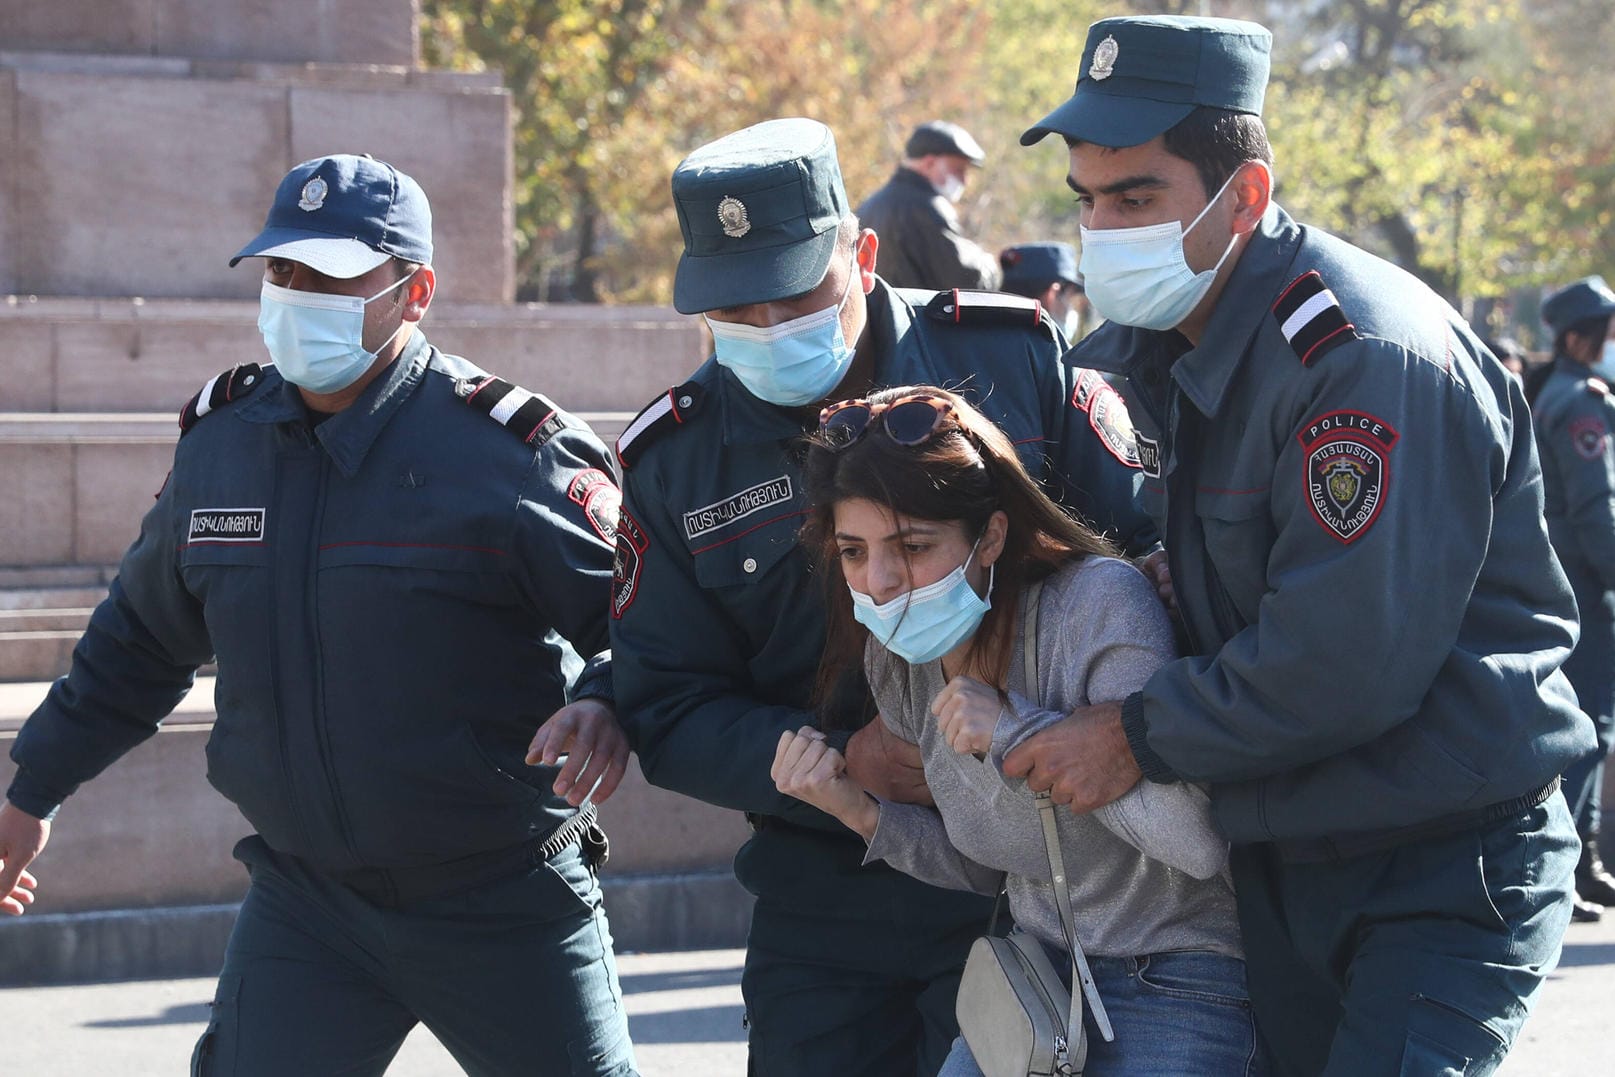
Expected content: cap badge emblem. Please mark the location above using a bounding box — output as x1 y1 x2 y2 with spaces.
717 196 751 239
298 177 329 212
1091 35 1119 81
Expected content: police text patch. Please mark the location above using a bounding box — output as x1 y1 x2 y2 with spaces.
188 508 266 543
1297 411 1398 544
567 468 622 544
612 510 648 619
682 476 793 542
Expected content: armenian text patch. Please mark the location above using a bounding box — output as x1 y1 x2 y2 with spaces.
1136 433 1162 479
682 476 793 542
1297 411 1398 544
612 510 648 619
188 508 266 544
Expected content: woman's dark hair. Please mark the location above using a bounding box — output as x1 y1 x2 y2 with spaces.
799 385 1117 721
1555 314 1611 364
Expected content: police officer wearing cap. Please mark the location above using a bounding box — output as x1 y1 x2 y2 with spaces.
1529 276 1615 920
855 120 1002 291
1003 16 1595 1075
610 117 1155 1076
998 241 1092 343
0 155 638 1075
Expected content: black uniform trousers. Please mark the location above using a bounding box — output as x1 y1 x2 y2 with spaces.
1231 793 1578 1076
736 822 992 1077
191 835 635 1076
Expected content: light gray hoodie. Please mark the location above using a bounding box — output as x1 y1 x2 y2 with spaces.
863 555 1243 960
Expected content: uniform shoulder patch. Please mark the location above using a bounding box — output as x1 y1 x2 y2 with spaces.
1570 415 1610 461
456 375 568 448
178 363 264 436
1273 271 1360 366
616 381 704 470
1069 369 1139 468
566 467 622 544
1296 410 1399 544
611 508 649 619
924 289 1049 332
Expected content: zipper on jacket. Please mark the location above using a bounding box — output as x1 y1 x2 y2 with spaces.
308 454 362 865
269 453 317 856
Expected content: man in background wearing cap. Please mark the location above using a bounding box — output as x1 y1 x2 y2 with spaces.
610 117 1154 1076
855 120 1002 291
1526 276 1615 923
1004 15 1594 1074
0 155 638 1075
998 241 1093 343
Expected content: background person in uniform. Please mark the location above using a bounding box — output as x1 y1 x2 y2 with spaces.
0 155 637 1077
1526 276 1615 920
998 241 1092 342
609 118 1156 1077
1007 16 1593 1075
1486 334 1529 381
856 120 1001 291
773 385 1256 1076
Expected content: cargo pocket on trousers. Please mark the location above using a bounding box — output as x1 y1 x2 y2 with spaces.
191 974 240 1076
1400 994 1508 1076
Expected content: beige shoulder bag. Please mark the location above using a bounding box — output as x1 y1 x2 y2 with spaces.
955 580 1114 1076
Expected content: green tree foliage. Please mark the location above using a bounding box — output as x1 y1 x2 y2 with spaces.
424 0 1615 328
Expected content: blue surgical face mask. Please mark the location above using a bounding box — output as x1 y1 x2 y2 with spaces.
849 536 994 666
1593 340 1615 382
706 254 859 407
1077 169 1241 331
258 271 414 394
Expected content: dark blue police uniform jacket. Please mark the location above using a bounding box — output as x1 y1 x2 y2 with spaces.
1533 357 1615 745
8 333 620 874
611 276 1153 908
1077 204 1595 850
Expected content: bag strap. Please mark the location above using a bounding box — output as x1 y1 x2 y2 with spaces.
1022 579 1114 1057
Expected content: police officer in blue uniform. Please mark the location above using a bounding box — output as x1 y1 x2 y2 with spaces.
1005 17 1595 1075
0 155 637 1076
609 118 1154 1077
998 242 1089 343
1530 276 1615 919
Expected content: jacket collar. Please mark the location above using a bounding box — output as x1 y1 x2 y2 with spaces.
714 276 939 445
1170 203 1304 418
238 330 431 477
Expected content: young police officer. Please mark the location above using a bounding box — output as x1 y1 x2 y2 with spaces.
0 156 637 1076
610 118 1154 1076
1531 277 1615 918
1006 16 1595 1075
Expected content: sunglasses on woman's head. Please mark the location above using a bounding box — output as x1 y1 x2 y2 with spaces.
818 394 958 452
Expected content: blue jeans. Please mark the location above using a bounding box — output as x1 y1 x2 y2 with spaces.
941 949 1261 1076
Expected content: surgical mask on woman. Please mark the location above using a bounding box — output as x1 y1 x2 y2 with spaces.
1077 170 1241 331
848 536 993 666
258 271 414 393
706 255 859 407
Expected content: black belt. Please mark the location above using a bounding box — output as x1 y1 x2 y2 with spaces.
332 804 602 907
1272 777 1560 864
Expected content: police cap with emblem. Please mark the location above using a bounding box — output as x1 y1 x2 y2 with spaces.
230 154 434 279
1022 15 1271 149
671 118 850 315
999 243 1081 296
905 121 986 165
1542 276 1615 338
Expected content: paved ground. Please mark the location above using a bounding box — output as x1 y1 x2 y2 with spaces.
3 915 1612 1074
